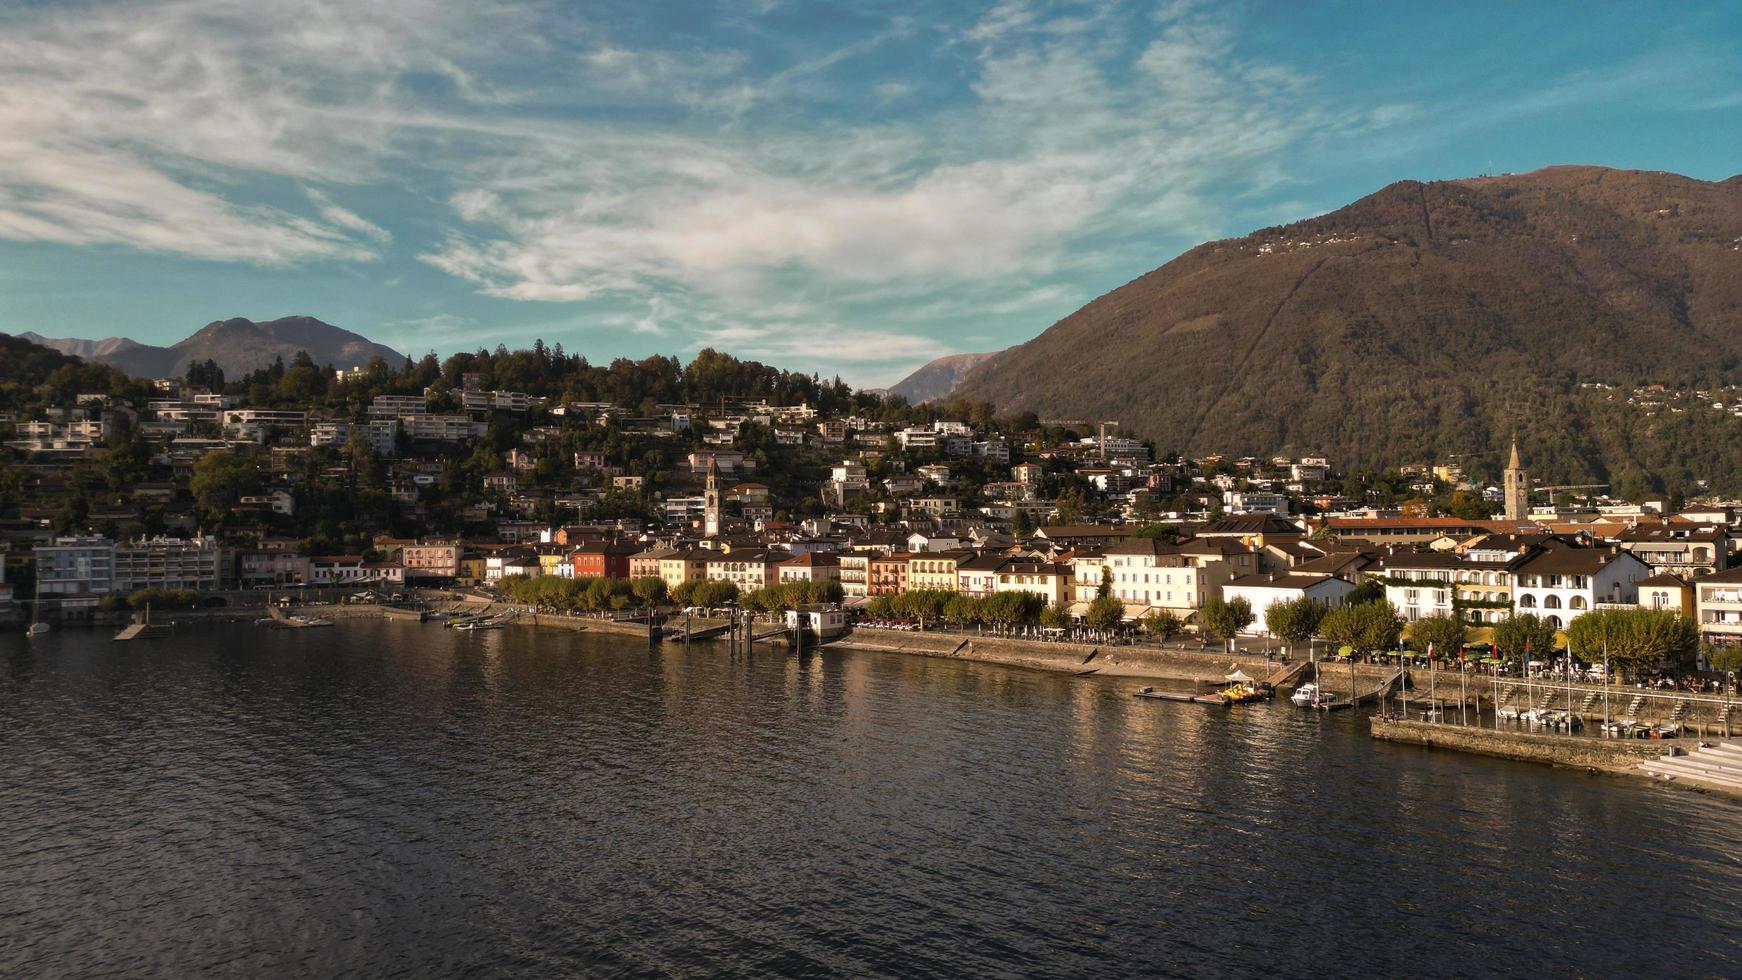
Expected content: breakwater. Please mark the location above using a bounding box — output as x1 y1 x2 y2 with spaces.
825 630 1278 684
1370 717 1672 773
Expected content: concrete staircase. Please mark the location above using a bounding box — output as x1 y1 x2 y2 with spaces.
1641 741 1742 793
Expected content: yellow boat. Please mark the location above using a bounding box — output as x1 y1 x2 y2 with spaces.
1218 683 1269 705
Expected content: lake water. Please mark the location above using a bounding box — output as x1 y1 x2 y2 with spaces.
3 621 1740 977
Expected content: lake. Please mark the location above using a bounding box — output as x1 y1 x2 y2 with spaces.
3 621 1739 977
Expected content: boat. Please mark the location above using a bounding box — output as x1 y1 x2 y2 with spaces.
1290 683 1340 707
453 620 503 631
25 584 49 637
1219 682 1269 705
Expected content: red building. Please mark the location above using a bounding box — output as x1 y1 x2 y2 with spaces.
571 539 642 580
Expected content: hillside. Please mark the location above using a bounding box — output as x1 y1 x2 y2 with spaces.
885 351 1001 403
20 316 406 379
954 166 1742 490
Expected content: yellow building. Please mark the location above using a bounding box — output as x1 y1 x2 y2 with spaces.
907 549 973 592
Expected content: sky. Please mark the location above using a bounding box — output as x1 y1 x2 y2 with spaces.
1 0 1739 387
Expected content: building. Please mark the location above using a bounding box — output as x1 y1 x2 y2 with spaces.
1503 439 1529 521
369 394 428 418
906 550 973 591
868 553 911 596
571 540 640 580
1510 542 1651 629
991 560 1074 606
703 457 722 537
779 552 840 584
113 537 223 593
399 415 486 441
1637 573 1693 616
34 536 116 595
1222 574 1355 635
705 549 782 591
241 550 311 587
1695 567 1742 646
400 542 462 580
1615 522 1727 579
837 552 872 598
1071 538 1250 621
310 555 369 585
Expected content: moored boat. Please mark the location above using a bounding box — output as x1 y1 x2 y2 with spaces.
1290 683 1339 707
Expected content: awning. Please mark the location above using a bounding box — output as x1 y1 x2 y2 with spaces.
1067 601 1091 616
843 596 873 608
1120 602 1152 621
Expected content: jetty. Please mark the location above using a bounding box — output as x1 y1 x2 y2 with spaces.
1133 687 1224 705
113 606 173 641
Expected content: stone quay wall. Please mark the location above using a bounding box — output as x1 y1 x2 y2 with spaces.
1370 717 1673 773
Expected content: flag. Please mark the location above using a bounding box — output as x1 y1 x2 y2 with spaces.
1458 645 1466 663
1427 641 1435 661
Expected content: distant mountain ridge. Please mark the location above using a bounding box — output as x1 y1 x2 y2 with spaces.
16 316 407 379
885 351 1002 403
953 165 1742 487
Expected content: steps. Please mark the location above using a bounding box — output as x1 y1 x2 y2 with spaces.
1624 696 1645 722
1641 741 1742 793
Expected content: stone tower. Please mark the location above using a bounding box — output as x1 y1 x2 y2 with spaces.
1503 438 1529 521
703 456 721 537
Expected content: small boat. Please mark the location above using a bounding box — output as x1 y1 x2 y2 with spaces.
453 620 503 631
1290 683 1339 707
1420 706 1444 722
1496 706 1522 721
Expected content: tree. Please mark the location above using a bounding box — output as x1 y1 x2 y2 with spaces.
1265 597 1325 646
1345 578 1385 606
1053 486 1085 525
1492 613 1558 668
1040 602 1071 630
1085 594 1125 631
190 451 262 522
1200 596 1253 642
1142 609 1182 640
1409 613 1467 658
1565 608 1700 679
1353 600 1404 654
631 576 667 607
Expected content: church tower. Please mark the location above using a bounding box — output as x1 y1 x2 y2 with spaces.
703 456 721 537
1503 438 1529 521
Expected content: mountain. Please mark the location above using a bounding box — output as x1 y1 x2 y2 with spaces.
17 333 144 360
954 165 1742 490
17 316 407 379
885 351 1002 403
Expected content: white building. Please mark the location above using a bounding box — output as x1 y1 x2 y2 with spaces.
34 536 117 595
1222 573 1354 635
1510 543 1651 630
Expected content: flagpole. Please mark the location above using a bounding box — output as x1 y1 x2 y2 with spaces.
1460 647 1468 726
1429 642 1437 722
1603 640 1610 733
1566 636 1575 732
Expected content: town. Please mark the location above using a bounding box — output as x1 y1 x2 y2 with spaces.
3 343 1740 682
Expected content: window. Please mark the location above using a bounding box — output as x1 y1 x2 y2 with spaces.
1543 595 1561 609
1519 594 1537 608
1569 596 1587 610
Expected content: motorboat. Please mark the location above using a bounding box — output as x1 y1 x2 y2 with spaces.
1290 683 1339 707
453 620 503 631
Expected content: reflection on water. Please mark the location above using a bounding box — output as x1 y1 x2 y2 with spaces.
3 621 1740 978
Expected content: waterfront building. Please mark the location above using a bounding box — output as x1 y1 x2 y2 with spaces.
836 552 872 598
113 537 223 593
868 553 912 595
571 540 640 580
906 550 973 591
1222 573 1355 635
991 560 1074 606
1510 541 1651 629
401 542 462 580
1695 567 1742 645
34 536 116 595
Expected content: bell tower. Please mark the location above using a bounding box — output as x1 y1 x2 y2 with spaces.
704 456 721 537
1503 438 1529 521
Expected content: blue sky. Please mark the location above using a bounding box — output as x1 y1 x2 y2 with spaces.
1 0 1738 386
